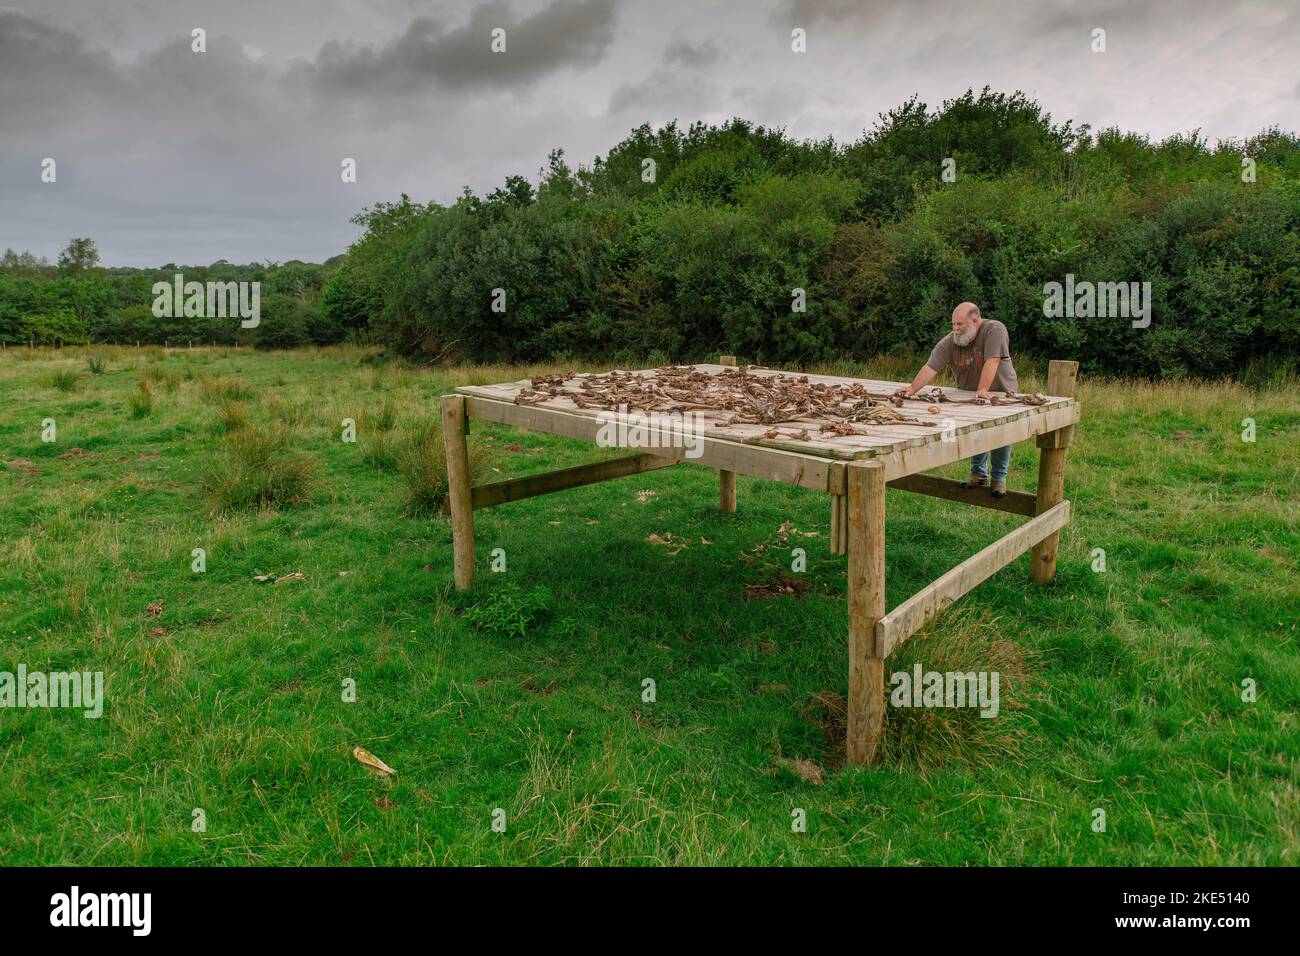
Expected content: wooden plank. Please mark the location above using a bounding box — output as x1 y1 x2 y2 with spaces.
1031 361 1080 583
881 402 1080 479
440 395 475 591
468 453 676 510
847 461 887 765
837 493 848 554
830 492 844 555
887 472 1037 517
718 355 738 511
875 500 1071 656
461 395 839 492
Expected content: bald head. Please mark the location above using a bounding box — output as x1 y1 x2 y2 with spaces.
951 302 981 346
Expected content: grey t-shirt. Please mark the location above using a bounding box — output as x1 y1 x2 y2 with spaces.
926 319 1019 393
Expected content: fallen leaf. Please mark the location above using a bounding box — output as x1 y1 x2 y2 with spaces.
777 757 824 785
353 746 397 776
274 572 306 585
646 532 688 555
744 575 810 599
145 602 163 616
635 489 656 503
253 573 276 583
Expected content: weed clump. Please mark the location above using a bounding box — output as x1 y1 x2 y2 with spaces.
395 421 489 515
464 582 554 639
204 421 316 511
127 379 154 418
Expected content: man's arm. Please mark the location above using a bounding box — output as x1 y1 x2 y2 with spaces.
900 364 938 397
975 357 1000 399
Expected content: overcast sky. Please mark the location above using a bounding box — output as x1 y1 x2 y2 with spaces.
2 0 1296 267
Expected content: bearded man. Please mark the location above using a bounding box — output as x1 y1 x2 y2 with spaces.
897 302 1019 498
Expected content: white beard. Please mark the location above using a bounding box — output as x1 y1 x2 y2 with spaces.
952 325 978 347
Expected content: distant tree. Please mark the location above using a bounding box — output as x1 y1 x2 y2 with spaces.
1 248 50 271
58 238 100 274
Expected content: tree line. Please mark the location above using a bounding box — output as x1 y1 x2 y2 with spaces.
4 89 1298 377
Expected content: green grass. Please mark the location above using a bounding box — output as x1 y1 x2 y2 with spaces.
0 345 1296 865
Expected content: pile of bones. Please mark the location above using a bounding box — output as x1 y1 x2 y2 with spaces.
512 365 1049 442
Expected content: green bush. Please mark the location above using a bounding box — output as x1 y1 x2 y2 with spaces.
253 295 311 349
4 92 1297 377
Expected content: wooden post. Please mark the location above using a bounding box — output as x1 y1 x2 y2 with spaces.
828 463 847 556
718 355 737 513
441 394 476 590
1030 360 1078 584
846 461 887 765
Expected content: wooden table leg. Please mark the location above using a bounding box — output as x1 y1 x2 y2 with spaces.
1031 360 1079 584
441 394 475 590
847 461 886 765
718 354 738 512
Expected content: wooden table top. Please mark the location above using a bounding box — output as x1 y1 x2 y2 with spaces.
457 364 1079 464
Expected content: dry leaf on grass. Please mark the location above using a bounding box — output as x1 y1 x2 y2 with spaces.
145 602 163 616
744 574 810 599
776 757 824 784
646 532 688 555
635 489 656 503
274 572 306 585
353 747 397 776
776 520 819 541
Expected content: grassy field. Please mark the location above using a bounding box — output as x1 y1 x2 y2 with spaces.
0 345 1296 866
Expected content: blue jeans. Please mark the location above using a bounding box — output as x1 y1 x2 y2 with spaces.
970 446 1011 482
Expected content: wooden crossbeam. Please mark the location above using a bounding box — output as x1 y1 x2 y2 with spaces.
468 453 676 510
463 395 839 492
887 473 1037 517
875 499 1071 656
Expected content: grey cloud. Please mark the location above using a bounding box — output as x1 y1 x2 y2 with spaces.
664 37 721 67
0 10 124 119
306 0 617 93
1 0 1295 266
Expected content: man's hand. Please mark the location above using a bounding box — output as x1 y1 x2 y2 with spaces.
894 387 913 399
975 388 992 400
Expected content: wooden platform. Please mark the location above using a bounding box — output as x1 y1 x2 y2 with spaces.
443 360 1082 767
457 364 1079 484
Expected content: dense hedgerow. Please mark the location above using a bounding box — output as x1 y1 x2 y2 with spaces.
4 89 1297 376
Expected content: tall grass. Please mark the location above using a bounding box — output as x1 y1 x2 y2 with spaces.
127 379 154 418
49 369 79 393
212 399 249 435
143 365 181 393
395 421 489 515
203 421 317 511
198 374 256 404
